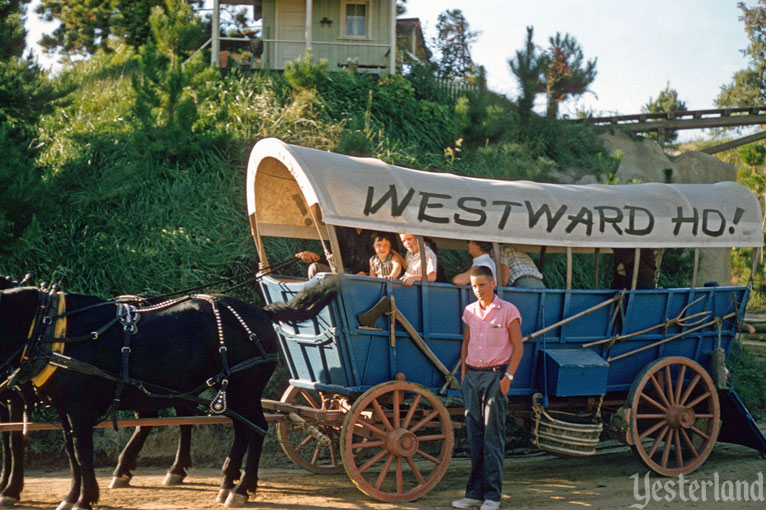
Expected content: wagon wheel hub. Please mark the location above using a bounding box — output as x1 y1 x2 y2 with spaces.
666 404 695 429
387 428 418 457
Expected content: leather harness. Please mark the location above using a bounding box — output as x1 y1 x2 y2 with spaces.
4 290 278 435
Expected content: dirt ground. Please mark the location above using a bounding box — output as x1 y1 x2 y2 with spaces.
12 440 766 510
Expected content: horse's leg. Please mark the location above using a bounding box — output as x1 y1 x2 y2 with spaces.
68 414 99 510
216 421 247 504
0 403 10 493
57 421 80 510
163 418 192 486
224 394 268 508
110 411 155 489
0 393 25 506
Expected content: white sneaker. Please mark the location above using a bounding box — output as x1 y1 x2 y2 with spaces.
480 500 500 510
452 497 483 509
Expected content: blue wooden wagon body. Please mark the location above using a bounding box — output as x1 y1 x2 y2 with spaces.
260 275 748 400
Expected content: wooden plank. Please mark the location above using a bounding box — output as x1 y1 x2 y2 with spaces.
701 130 766 154
0 416 235 432
0 401 348 432
393 310 460 389
572 107 766 132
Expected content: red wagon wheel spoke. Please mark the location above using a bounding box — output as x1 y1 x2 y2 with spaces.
649 374 672 409
664 365 675 405
647 425 669 458
410 410 439 433
372 398 393 432
340 381 453 502
686 391 712 410
674 365 687 404
393 389 401 429
416 449 440 464
402 394 421 429
405 456 425 485
629 357 720 477
674 429 684 468
639 392 667 413
638 419 667 441
358 417 388 438
679 429 699 457
352 440 385 449
679 374 701 406
689 425 710 441
374 454 394 489
276 385 345 474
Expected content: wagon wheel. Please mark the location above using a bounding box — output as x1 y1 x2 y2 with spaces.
276 385 347 474
628 356 720 476
339 381 453 502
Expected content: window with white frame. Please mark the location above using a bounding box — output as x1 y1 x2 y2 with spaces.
342 0 371 38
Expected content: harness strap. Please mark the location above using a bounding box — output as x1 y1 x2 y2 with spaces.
39 316 120 343
45 351 274 435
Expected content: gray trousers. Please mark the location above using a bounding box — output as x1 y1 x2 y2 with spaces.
461 370 507 502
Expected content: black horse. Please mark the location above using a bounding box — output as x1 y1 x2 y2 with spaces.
0 275 34 506
0 277 194 506
0 278 337 510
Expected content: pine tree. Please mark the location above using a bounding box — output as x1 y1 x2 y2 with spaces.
433 9 480 81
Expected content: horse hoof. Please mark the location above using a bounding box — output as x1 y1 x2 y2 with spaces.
73 504 92 510
215 489 230 504
109 474 132 489
55 501 74 510
224 492 248 507
0 496 19 507
162 472 186 486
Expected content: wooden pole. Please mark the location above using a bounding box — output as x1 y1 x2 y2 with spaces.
607 312 736 362
522 293 623 343
393 309 459 389
593 248 600 289
389 0 396 73
630 248 641 290
566 247 572 290
417 236 427 283
212 0 220 66
691 248 699 288
492 242 503 288
305 0 313 53
326 225 344 273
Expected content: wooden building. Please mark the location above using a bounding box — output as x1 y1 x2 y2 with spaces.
211 0 424 73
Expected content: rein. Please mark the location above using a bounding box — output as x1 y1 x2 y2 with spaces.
0 258 297 433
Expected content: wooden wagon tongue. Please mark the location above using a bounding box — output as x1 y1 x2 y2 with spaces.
357 296 460 390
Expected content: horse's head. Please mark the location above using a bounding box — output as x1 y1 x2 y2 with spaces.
0 287 41 360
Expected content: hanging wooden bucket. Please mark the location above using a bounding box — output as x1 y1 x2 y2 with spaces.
532 408 603 456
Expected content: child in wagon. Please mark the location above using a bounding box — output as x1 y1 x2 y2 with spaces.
368 232 403 280
398 232 438 286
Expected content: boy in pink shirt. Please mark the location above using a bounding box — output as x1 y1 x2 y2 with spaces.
453 266 523 510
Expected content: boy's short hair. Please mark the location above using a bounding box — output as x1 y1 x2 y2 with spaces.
470 265 494 279
373 232 391 244
473 241 493 254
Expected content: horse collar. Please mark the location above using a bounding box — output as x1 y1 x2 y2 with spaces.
18 290 67 388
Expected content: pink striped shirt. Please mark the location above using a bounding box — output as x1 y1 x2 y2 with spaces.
462 295 521 367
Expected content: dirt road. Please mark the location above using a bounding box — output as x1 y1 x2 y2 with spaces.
14 440 765 509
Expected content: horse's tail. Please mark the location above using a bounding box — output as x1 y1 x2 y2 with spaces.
263 277 339 324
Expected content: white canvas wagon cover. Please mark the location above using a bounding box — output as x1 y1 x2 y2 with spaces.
246 138 764 249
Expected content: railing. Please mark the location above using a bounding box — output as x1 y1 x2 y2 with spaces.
260 38 391 71
434 78 478 98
